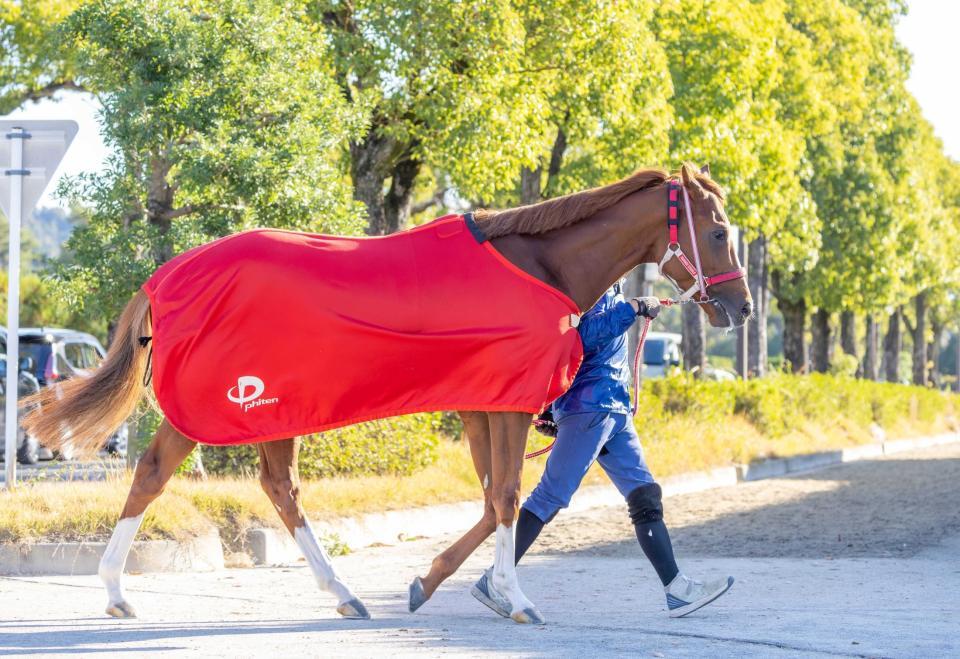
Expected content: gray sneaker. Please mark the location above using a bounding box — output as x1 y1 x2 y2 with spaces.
665 573 734 618
470 568 510 618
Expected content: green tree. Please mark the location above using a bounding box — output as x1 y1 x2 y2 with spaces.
47 0 366 327
312 0 547 233
503 0 672 206
772 0 916 376
655 0 824 374
0 0 88 111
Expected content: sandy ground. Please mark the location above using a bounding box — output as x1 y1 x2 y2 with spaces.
2 442 959 658
534 441 960 560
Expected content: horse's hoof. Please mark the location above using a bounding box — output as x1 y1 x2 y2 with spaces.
511 606 545 625
408 577 429 613
105 601 137 618
337 598 371 620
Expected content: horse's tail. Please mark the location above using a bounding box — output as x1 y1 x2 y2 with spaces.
22 290 153 457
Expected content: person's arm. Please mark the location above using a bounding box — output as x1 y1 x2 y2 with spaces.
577 297 661 351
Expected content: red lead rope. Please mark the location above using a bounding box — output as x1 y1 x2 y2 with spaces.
524 440 556 460
525 297 673 460
632 298 675 416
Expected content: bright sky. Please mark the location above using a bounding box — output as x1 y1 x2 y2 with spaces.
1 0 956 212
895 0 960 160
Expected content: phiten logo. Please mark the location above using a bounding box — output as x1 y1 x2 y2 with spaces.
227 375 279 412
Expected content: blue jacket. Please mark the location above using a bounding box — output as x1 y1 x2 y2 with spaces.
552 282 638 420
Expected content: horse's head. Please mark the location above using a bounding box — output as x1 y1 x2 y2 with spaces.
658 163 752 328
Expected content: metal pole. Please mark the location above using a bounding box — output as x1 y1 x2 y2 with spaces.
4 127 25 488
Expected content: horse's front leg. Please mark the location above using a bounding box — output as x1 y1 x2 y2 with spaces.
409 411 497 611
488 411 544 624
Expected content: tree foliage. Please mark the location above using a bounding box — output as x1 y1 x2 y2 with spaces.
0 0 958 381
43 0 367 322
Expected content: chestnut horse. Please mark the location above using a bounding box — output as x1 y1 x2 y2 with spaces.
24 163 750 625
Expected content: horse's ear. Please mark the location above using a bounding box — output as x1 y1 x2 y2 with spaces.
700 163 711 177
680 162 701 189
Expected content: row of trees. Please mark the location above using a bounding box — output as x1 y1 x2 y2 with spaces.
1 0 958 384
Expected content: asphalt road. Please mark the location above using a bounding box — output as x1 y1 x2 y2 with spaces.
2 442 959 657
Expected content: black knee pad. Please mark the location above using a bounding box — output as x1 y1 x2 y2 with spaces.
626 482 663 525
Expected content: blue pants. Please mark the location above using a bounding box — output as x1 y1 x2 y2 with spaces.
523 411 655 523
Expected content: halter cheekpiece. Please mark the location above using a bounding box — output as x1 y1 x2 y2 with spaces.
658 179 745 303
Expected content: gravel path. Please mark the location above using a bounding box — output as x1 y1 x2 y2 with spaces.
526 441 960 560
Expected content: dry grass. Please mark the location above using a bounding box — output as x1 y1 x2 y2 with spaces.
0 440 578 546
1 409 952 546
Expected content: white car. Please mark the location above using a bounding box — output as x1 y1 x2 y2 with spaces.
640 332 737 381
642 331 682 379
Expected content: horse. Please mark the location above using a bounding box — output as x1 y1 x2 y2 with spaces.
404 164 750 619
23 163 750 625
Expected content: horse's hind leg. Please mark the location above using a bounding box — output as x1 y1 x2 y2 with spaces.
100 420 196 618
257 437 369 620
408 411 496 611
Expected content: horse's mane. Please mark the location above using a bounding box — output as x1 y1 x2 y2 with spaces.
474 163 725 239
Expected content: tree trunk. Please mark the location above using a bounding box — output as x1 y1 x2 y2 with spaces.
747 236 767 376
520 165 542 205
542 125 568 197
811 309 832 373
840 310 857 358
350 129 399 235
882 308 902 383
909 291 928 386
929 318 944 388
682 303 706 377
383 155 421 233
146 154 175 263
780 296 807 373
863 314 879 381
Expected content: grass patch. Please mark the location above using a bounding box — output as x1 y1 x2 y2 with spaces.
1 374 955 548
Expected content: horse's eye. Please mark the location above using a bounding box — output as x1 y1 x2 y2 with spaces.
713 230 727 241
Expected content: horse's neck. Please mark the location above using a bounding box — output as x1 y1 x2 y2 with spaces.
490 185 666 311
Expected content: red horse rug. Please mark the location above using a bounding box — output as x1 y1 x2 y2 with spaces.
143 214 584 445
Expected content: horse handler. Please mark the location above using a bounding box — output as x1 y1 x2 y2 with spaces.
471 281 734 618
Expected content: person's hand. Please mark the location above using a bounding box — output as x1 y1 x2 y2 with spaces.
631 296 661 319
532 410 558 438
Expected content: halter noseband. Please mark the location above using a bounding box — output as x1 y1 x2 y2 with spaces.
658 180 745 303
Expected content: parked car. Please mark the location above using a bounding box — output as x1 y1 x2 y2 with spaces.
0 327 44 464
642 331 682 378
18 328 128 458
641 332 738 381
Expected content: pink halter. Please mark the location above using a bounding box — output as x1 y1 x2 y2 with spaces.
658 180 745 302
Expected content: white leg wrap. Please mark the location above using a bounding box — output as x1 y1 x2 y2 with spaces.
491 523 535 616
294 521 355 604
98 513 144 606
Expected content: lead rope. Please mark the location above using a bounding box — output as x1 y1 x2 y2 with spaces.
632 298 675 415
524 439 556 460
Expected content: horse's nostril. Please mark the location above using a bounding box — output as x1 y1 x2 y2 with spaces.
741 302 753 318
